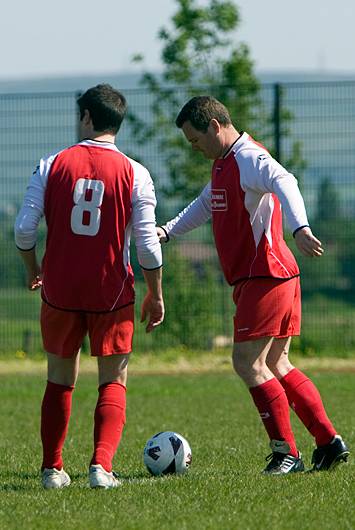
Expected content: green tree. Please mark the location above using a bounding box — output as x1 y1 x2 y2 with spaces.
316 177 340 223
312 177 355 293
0 211 25 287
127 0 307 349
130 0 261 202
129 0 305 203
0 209 46 289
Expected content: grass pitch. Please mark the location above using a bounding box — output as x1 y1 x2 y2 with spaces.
0 362 354 530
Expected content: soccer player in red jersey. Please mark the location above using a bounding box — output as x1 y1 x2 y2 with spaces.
15 84 164 489
158 96 349 474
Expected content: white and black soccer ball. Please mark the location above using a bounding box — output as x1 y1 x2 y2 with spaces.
143 431 192 476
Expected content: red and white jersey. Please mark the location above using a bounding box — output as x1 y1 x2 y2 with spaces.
15 140 162 312
163 132 309 285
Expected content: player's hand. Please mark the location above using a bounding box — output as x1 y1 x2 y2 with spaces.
157 226 168 243
140 293 165 333
294 227 324 257
27 268 42 290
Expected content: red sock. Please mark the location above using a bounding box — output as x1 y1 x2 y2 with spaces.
249 378 298 457
41 381 74 470
90 382 126 472
280 368 337 446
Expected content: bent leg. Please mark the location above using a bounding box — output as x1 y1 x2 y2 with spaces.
267 338 337 445
267 339 337 445
266 336 294 379
233 338 298 457
90 354 130 472
232 337 274 387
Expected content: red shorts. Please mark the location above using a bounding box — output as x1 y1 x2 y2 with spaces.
40 302 134 357
232 277 301 343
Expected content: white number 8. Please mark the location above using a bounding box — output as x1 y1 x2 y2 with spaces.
70 178 105 236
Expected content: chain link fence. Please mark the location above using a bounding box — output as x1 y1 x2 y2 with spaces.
1 81 355 356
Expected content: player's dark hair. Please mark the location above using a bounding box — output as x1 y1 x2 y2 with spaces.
77 84 127 134
175 96 232 132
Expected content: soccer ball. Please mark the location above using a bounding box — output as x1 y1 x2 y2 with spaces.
143 431 192 476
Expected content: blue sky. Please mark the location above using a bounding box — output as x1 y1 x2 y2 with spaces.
1 0 354 80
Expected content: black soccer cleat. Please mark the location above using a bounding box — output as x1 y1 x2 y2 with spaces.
310 435 350 472
263 452 305 475
262 440 305 475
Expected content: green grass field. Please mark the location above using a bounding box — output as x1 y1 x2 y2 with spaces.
0 361 354 530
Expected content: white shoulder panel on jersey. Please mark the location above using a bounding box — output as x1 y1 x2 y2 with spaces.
234 135 309 233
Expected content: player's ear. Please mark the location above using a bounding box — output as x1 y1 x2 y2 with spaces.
209 119 221 135
83 109 92 125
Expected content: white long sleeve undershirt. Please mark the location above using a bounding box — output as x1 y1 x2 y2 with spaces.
162 144 309 239
15 140 162 270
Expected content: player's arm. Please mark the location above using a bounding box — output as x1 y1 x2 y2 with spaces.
269 169 323 257
158 182 212 243
292 226 323 257
17 248 42 290
140 267 164 333
131 165 164 332
14 163 46 289
242 149 323 257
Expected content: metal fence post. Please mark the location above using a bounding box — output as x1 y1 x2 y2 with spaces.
273 83 281 163
76 91 82 142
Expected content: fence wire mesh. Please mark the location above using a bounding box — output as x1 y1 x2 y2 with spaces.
1 81 355 356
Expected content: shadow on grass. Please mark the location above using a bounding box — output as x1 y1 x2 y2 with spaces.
0 471 39 491
119 471 152 481
0 470 154 491
0 484 28 491
65 470 151 481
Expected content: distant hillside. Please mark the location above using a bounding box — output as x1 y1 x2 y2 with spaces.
0 73 143 94
1 70 355 94
257 70 355 84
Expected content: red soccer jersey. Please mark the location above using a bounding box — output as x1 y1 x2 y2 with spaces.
211 135 300 285
42 143 135 312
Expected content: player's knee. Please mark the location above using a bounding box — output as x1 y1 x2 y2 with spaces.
233 350 253 379
232 350 242 375
267 352 293 379
98 369 127 387
47 366 78 387
232 349 267 384
48 373 77 387
98 355 129 387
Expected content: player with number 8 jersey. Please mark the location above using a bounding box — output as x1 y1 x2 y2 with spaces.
15 84 164 489
40 140 155 312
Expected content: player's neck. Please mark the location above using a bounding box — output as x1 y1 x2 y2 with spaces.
220 126 241 158
88 132 116 144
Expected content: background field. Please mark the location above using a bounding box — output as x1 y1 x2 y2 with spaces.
3 285 355 359
2 81 355 357
0 361 354 530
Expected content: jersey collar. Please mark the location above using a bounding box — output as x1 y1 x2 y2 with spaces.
79 139 119 151
222 131 246 159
